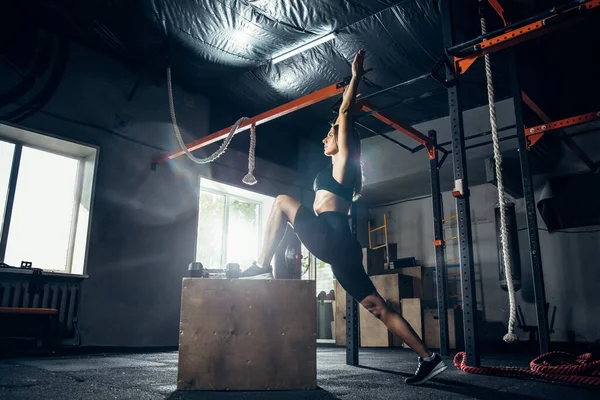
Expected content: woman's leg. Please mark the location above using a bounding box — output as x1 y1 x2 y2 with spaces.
360 293 432 358
256 195 302 266
334 254 446 384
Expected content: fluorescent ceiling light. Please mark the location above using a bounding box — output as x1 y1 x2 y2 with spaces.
231 30 250 45
271 32 337 64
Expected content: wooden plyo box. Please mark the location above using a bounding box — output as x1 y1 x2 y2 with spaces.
424 308 462 350
177 278 317 391
398 266 425 298
401 298 423 349
333 280 347 346
359 274 404 347
334 274 414 347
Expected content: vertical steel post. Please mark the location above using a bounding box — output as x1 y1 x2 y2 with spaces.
441 0 480 366
346 203 359 365
508 48 550 354
429 130 450 356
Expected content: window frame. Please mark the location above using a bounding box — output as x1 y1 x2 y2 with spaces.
197 186 262 268
0 123 97 275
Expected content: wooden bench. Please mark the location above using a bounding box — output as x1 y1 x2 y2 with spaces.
0 307 59 349
0 307 58 315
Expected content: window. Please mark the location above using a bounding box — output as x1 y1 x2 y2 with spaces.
226 197 260 268
196 178 271 269
195 177 336 299
4 146 79 271
196 190 226 268
301 244 335 296
0 123 97 275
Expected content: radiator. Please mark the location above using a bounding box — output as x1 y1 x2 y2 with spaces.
0 279 80 338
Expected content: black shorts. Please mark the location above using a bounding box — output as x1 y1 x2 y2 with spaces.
292 205 376 302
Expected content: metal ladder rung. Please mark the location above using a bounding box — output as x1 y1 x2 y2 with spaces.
368 214 390 268
442 215 457 222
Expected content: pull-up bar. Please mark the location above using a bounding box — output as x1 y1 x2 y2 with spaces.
359 102 435 159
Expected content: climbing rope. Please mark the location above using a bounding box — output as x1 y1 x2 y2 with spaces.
166 66 257 184
454 351 600 386
455 6 600 387
480 10 517 343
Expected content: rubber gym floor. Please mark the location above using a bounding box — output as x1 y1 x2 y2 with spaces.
1 346 599 400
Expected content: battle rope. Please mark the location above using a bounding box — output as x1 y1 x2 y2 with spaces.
166 66 257 185
480 9 517 343
454 351 600 386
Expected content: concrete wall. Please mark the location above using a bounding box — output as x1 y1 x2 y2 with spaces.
360 99 520 203
2 43 312 347
368 182 600 343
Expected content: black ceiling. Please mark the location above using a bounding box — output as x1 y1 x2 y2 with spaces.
2 0 600 169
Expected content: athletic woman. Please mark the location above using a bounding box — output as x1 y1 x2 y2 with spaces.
240 49 447 385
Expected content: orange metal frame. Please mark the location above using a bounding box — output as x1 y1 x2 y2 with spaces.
455 0 600 75
477 1 599 155
522 92 598 172
359 101 435 159
155 80 435 163
522 91 552 148
488 0 509 26
522 91 550 121
525 111 599 148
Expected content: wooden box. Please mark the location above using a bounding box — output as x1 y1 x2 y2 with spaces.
367 243 397 274
360 274 403 347
424 308 462 350
334 273 415 347
359 304 391 347
398 266 425 298
177 278 317 391
401 298 423 348
333 280 347 346
358 297 424 349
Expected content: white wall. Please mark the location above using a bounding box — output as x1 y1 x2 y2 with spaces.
362 98 517 188
369 183 600 343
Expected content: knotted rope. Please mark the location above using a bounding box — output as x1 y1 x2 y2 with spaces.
166 66 257 185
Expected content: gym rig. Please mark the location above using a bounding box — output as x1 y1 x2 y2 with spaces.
153 0 600 376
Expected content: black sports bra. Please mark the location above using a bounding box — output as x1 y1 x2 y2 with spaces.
313 164 354 202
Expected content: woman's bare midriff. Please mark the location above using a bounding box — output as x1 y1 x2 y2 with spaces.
313 190 351 215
